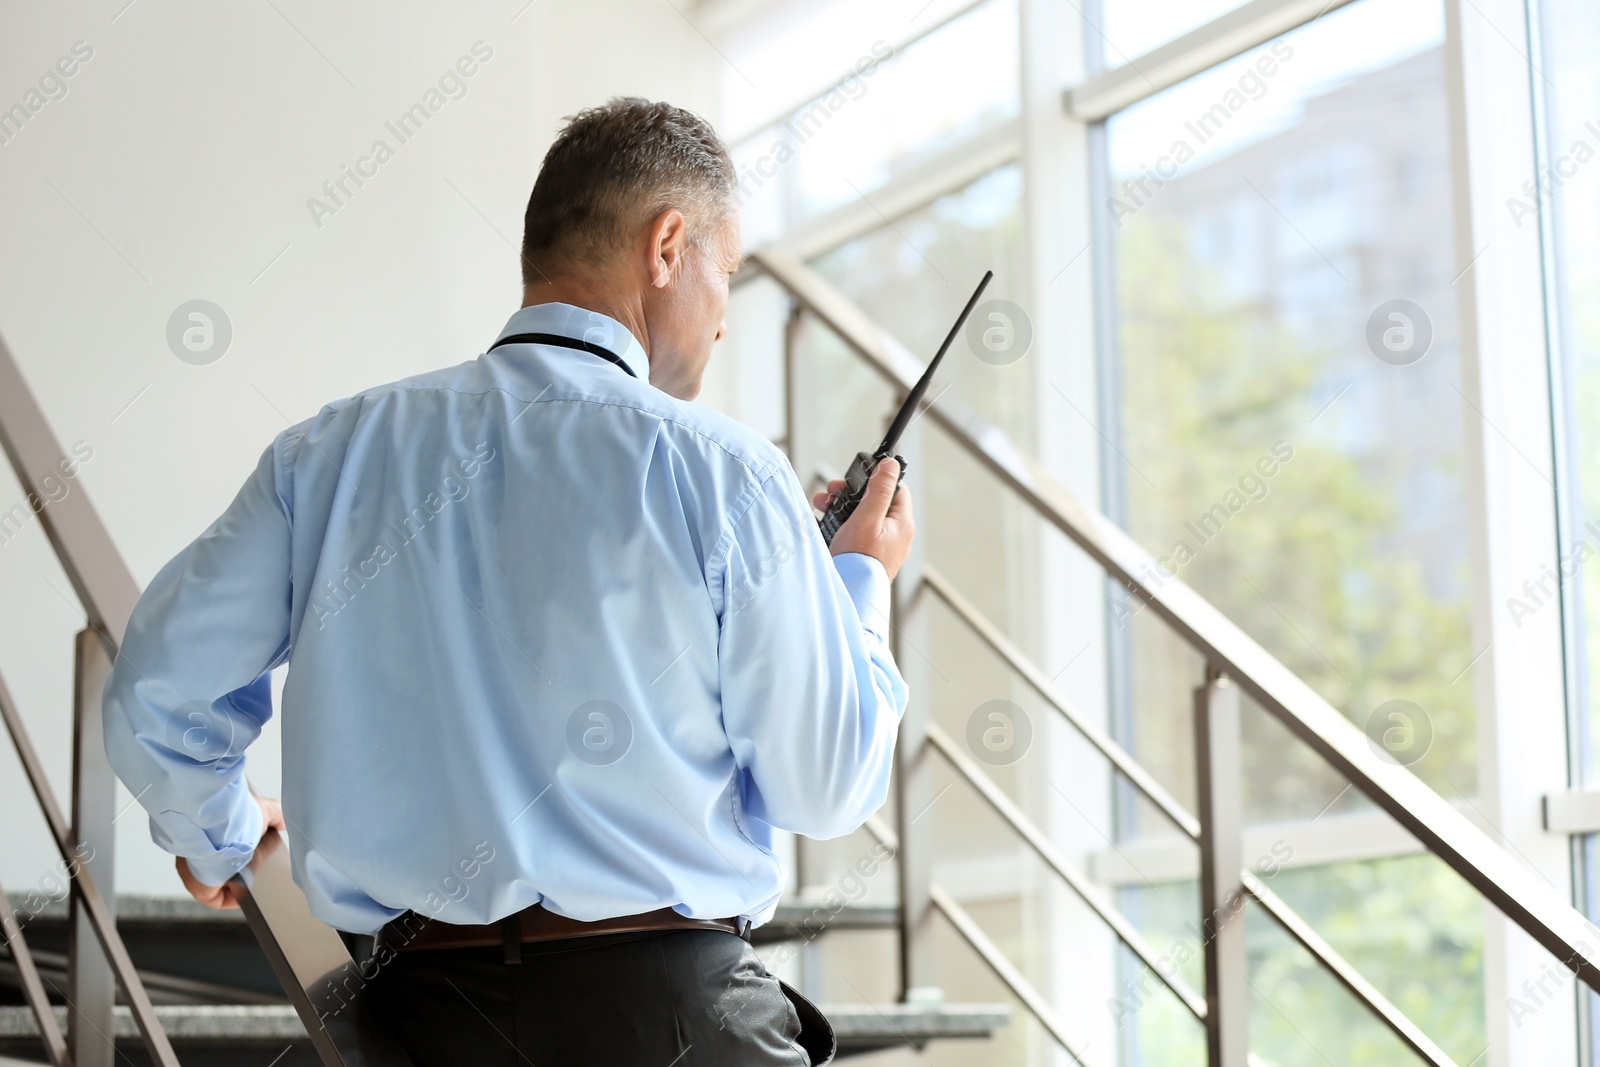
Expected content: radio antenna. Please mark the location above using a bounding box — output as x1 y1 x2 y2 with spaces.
874 270 993 458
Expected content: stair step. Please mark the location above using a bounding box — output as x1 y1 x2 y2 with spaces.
756 897 898 944
13 893 897 926
0 1006 307 1067
4 894 950 1060
9 893 897 950
5 894 280 1002
0 1002 1008 1061
827 1002 1012 1053
6 894 241 924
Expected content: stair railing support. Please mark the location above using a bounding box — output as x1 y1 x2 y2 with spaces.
1196 667 1248 1067
892 587 934 1002
70 626 118 1067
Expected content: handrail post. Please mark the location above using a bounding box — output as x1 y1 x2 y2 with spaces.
70 626 118 1067
782 300 808 898
783 299 802 467
1196 667 1247 1067
887 345 932 1001
893 583 933 1002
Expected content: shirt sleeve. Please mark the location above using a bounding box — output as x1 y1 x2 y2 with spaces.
713 466 909 840
102 439 295 886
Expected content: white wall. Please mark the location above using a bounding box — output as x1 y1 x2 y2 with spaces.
0 0 722 898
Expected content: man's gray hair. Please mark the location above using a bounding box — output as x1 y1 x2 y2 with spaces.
520 97 735 284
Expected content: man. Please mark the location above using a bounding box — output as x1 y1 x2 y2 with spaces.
102 98 913 1065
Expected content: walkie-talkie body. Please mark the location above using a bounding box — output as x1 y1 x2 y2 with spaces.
818 450 906 543
818 271 993 545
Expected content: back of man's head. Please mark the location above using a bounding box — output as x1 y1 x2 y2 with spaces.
521 98 735 285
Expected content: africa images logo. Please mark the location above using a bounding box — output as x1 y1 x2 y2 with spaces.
166 301 233 365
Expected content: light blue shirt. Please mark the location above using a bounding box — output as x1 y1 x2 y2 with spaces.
103 302 908 935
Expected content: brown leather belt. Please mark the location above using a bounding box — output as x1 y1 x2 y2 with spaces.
375 904 745 959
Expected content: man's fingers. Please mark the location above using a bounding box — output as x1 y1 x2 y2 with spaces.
812 478 847 512
856 459 901 523
176 857 229 909
175 802 276 911
886 479 914 526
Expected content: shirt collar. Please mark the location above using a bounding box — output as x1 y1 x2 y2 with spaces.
491 302 651 381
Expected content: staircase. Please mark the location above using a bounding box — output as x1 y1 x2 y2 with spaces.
0 894 1005 1064
3 253 1600 1066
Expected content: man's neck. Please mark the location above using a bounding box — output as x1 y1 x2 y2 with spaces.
521 276 650 359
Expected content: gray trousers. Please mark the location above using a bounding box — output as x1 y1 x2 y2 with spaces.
368 927 835 1066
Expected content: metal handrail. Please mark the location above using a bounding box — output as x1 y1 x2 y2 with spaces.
929 883 1090 1059
932 879 1283 1067
1241 871 1456 1067
925 561 1443 1063
923 566 1200 841
0 875 69 1065
0 343 138 645
1 335 169 1067
742 245 1600 989
924 719 1208 1021
0 333 405 1065
0 666 179 1067
746 245 1600 1064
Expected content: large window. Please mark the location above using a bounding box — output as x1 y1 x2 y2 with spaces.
1546 0 1600 784
719 0 1580 1061
1097 0 1484 1062
1542 1 1600 1062
728 0 1019 247
1100 0 1252 62
1106 0 1474 823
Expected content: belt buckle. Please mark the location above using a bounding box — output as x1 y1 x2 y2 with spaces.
736 916 753 942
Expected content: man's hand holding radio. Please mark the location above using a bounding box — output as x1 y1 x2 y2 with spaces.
813 459 915 580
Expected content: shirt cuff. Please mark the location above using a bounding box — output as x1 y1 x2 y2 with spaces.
183 845 257 889
155 793 265 888
832 552 892 643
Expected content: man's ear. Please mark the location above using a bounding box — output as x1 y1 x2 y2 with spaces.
646 208 689 289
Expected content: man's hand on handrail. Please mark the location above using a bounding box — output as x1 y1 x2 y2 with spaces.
175 794 285 909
